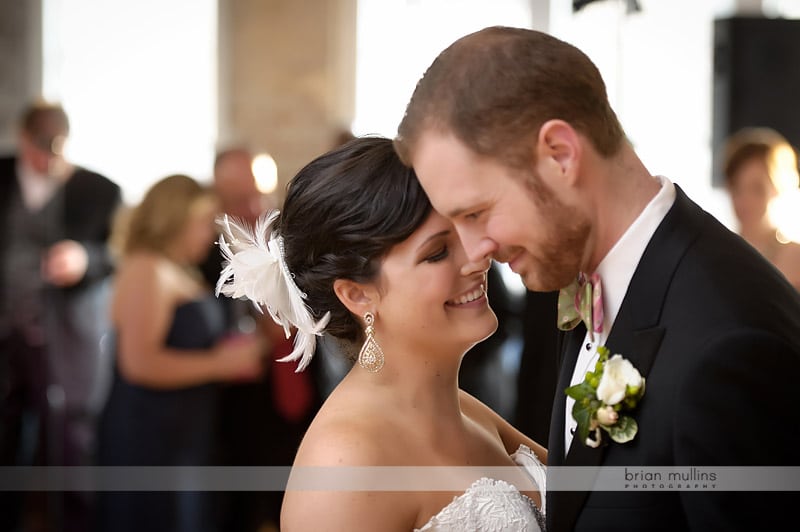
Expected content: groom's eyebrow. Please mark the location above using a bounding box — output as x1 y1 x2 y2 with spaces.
446 206 468 218
446 200 485 219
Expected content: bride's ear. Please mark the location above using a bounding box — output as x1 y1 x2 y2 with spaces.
333 278 378 318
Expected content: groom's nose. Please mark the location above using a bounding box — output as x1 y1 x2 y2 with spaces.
457 229 497 265
460 255 491 277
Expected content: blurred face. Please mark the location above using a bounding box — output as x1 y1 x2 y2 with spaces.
728 156 777 228
177 197 219 265
19 132 67 176
412 131 589 291
371 210 498 355
215 153 268 224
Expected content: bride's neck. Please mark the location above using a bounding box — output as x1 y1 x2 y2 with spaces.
355 349 466 431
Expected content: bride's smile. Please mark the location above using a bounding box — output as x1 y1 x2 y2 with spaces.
445 281 486 307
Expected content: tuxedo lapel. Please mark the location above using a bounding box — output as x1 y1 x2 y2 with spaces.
548 323 586 465
548 304 667 532
604 185 705 373
551 333 610 531
546 322 588 532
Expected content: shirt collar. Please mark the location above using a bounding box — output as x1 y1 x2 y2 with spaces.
595 175 676 342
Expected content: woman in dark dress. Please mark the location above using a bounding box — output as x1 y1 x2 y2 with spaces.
95 174 264 532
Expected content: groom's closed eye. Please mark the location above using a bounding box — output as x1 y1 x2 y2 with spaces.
463 209 484 221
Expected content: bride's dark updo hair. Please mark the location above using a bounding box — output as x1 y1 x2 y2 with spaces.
277 136 432 342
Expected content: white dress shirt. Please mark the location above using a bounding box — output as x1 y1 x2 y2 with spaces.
564 176 676 454
17 160 59 211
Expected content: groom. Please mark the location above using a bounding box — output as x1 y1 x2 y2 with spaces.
395 26 800 531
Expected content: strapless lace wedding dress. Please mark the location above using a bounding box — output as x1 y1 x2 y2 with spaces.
415 445 546 531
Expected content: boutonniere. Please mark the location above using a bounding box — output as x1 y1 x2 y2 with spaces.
566 346 646 448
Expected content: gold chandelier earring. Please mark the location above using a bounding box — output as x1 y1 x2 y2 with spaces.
358 311 384 373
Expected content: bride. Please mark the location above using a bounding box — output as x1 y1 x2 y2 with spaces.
217 136 546 531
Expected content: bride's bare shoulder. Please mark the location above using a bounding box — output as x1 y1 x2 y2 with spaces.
281 395 417 531
293 412 385 467
291 385 398 467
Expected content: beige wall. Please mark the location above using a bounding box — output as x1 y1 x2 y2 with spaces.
0 0 42 153
219 0 356 200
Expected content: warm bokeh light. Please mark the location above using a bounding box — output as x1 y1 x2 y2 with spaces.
252 153 278 194
768 143 800 194
768 188 800 244
765 141 800 243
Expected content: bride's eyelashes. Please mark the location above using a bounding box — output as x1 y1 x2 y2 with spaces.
425 246 449 263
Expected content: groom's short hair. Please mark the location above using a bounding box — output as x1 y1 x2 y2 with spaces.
395 26 626 168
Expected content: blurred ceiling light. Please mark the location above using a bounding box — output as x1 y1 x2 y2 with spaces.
252 153 278 194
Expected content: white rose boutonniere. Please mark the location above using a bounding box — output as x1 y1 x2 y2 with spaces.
565 346 646 448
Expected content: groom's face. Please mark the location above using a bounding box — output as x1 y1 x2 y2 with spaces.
412 131 589 291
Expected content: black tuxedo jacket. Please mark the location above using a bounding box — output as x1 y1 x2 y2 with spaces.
546 186 800 531
0 155 122 412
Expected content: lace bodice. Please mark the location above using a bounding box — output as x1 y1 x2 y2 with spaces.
415 445 546 532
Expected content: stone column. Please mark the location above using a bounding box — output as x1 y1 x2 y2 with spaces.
218 0 357 200
0 0 42 152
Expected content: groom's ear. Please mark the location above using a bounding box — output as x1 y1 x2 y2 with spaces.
333 278 378 317
535 119 582 188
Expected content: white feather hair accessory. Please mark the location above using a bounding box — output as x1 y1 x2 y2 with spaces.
216 210 330 372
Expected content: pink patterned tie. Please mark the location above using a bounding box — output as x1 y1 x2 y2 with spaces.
557 272 604 341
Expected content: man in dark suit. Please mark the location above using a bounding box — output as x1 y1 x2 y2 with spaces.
395 26 800 531
0 101 121 531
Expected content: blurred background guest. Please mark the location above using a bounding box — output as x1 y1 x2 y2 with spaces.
0 100 121 532
95 174 264 532
206 147 274 233
513 289 560 444
723 127 800 289
201 147 323 532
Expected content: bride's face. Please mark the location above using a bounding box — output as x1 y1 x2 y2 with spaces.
370 210 498 356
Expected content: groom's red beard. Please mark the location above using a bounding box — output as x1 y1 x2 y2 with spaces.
512 168 591 292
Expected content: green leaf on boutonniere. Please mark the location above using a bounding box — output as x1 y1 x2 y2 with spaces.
605 415 638 443
565 380 595 401
572 401 594 444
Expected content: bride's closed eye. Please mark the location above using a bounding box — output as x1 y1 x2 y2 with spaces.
425 246 449 263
